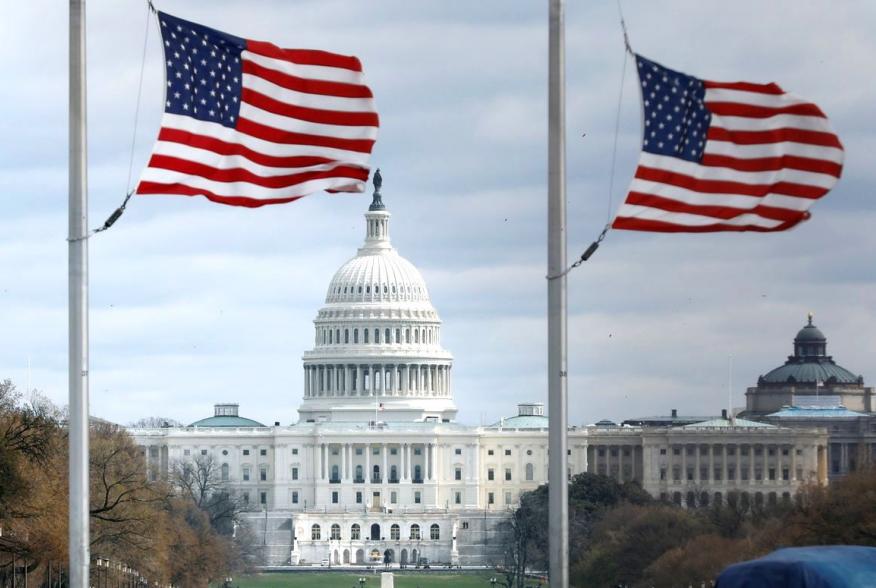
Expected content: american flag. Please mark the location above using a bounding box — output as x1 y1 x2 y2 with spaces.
612 55 843 232
136 12 379 208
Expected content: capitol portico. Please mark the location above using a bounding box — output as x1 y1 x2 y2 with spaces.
130 175 832 567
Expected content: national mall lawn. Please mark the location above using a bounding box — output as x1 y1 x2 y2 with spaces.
225 571 536 588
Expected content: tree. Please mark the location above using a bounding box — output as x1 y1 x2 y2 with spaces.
170 453 244 535
570 504 704 587
128 417 185 429
786 469 876 546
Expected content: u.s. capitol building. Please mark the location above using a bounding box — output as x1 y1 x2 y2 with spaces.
131 179 832 567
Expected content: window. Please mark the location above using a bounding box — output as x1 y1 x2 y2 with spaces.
292 448 299 455
356 492 362 504
332 448 339 455
374 329 380 343
660 448 667 455
390 491 397 504
395 328 400 343
201 449 208 456
332 491 339 504
525 463 534 481
410 524 420 540
292 491 299 504
430 524 440 540
311 524 321 540
260 492 267 505
414 491 421 504
356 447 363 455
526 449 532 456
414 448 422 456
364 329 369 343
504 449 511 456
183 449 190 456
355 465 364 482
260 466 267 481
455 448 462 455
505 468 512 481
330 524 341 540
660 468 667 481
292 467 299 480
728 466 736 480
782 468 789 481
221 463 229 481
488 449 494 456
673 448 681 456
243 449 250 456
391 524 400 540
455 467 462 480
242 492 249 505
354 329 359 343
488 492 495 505
351 524 360 540
454 491 461 505
345 329 349 344
390 448 398 455
243 467 251 481
768 468 776 481
260 449 267 456
373 447 380 455
488 468 495 481
461 521 469 530
505 491 512 505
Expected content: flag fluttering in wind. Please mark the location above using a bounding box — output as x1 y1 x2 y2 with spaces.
136 12 379 207
612 55 843 232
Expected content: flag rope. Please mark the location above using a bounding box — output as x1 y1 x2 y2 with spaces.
546 7 631 279
90 0 156 237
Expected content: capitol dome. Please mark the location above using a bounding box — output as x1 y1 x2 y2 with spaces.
298 171 457 423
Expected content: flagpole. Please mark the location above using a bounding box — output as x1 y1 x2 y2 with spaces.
69 0 91 586
547 0 569 586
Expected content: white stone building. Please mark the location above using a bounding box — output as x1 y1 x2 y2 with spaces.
130 179 829 566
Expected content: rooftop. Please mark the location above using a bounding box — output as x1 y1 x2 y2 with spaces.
681 417 775 429
767 406 870 419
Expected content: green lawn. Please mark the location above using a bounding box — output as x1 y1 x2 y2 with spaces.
231 571 512 588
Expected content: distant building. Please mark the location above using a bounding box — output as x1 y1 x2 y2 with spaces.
744 316 876 480
129 185 830 567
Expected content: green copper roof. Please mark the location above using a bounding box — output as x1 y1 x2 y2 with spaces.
681 418 775 429
768 406 869 418
489 415 549 429
761 360 860 385
189 415 266 428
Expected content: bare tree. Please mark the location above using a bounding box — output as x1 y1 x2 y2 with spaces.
170 454 243 535
128 417 184 429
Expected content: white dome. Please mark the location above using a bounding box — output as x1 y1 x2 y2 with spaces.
325 250 430 305
299 183 457 424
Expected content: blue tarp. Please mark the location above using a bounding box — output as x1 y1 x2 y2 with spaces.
717 546 876 588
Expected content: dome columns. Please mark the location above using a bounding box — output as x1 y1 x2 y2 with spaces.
303 361 452 399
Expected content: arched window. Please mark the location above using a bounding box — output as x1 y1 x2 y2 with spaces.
364 329 369 344
396 328 401 343
390 465 398 482
373 465 380 483
331 465 339 482
355 465 363 482
370 523 380 540
322 330 327 344
221 463 229 481
375 329 380 344
414 465 422 482
525 463 534 481
410 524 420 540
311 524 321 540
351 524 360 540
331 524 341 540
430 524 440 540
345 329 349 344
428 330 432 343
390 524 400 540
385 328 391 343
406 329 410 343
354 329 359 343
415 330 419 343
335 329 340 344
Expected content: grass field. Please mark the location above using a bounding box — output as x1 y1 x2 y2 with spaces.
231 571 515 588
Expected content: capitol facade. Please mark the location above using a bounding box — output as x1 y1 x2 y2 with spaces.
131 179 834 567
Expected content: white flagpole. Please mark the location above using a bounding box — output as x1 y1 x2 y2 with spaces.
547 0 569 586
69 0 91 586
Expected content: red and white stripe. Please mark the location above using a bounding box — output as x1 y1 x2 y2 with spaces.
613 81 843 232
137 42 379 207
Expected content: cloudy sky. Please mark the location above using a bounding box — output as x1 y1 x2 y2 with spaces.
2 1 874 428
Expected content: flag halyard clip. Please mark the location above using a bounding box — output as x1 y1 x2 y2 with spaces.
546 223 610 280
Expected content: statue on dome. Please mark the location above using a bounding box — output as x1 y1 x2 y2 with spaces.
369 168 385 211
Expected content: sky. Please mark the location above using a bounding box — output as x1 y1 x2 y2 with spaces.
1 1 875 428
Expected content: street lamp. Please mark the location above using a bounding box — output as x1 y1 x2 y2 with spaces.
358 577 367 588
490 577 497 587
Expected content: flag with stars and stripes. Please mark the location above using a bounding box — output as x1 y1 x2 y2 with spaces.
136 11 379 208
612 55 843 232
